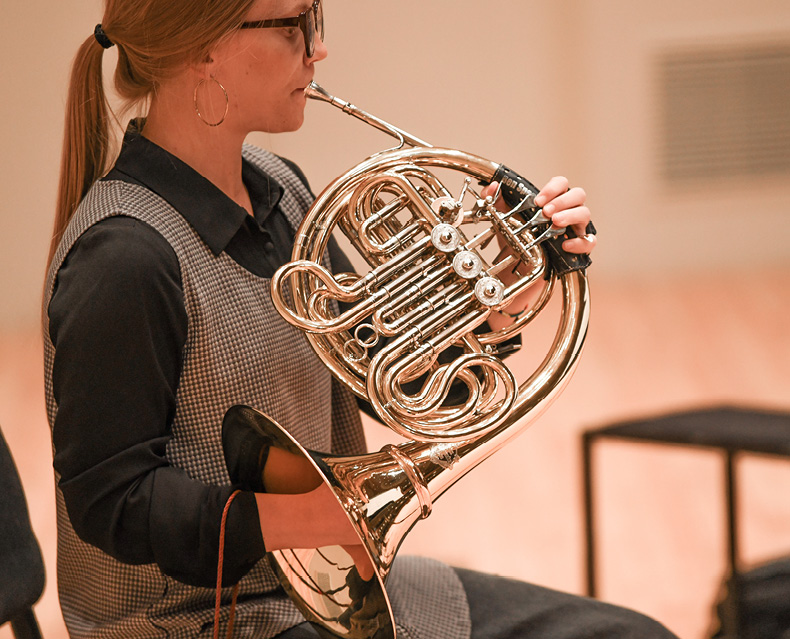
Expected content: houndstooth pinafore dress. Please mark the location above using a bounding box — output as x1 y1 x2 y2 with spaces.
43 145 471 639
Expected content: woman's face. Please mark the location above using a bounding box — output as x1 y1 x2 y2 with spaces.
210 0 328 134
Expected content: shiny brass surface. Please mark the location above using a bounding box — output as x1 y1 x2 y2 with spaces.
250 83 590 638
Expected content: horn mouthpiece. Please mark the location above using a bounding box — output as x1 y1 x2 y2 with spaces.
304 81 334 104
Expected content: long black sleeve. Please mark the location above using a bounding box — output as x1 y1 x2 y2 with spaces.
48 216 264 587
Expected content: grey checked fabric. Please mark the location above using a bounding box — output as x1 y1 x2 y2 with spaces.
43 146 470 638
388 556 471 639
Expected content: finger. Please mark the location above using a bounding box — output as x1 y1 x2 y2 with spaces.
480 181 498 200
481 181 509 212
534 176 570 208
548 205 591 230
342 544 375 581
541 187 587 217
561 233 597 255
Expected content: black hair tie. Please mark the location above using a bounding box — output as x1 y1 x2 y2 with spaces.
94 24 114 49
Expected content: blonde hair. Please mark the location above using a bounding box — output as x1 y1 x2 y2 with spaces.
49 0 256 266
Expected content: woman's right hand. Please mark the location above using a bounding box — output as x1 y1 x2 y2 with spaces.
255 467 374 580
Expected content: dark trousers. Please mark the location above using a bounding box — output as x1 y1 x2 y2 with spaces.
273 568 678 639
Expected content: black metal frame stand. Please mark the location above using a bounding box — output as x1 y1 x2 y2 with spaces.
581 406 790 639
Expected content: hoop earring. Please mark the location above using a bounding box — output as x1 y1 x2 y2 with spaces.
193 76 229 127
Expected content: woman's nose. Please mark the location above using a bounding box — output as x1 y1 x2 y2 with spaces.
308 35 328 63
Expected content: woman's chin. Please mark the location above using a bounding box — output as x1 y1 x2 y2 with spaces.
251 111 306 135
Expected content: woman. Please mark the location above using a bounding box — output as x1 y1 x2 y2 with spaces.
44 0 674 637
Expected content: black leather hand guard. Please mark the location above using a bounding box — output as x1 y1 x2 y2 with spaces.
488 164 593 275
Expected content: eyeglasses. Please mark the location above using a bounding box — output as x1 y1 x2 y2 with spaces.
240 0 324 58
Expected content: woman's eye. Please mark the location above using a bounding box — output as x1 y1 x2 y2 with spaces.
281 26 299 38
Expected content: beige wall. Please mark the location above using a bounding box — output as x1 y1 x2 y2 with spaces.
572 0 790 277
3 0 789 328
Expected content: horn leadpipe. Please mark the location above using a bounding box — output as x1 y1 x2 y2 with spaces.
306 81 433 149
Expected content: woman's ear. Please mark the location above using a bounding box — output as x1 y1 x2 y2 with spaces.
184 55 218 92
187 49 215 75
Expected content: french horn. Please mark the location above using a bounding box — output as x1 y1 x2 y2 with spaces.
223 82 591 639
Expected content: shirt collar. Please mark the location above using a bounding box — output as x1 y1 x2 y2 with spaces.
106 119 285 255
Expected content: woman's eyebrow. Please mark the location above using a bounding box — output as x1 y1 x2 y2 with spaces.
292 0 313 14
276 0 310 15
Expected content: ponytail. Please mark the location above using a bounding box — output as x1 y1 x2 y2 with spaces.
49 36 113 268
48 0 257 269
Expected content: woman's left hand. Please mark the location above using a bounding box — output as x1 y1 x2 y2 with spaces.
480 176 595 329
481 175 596 255
533 176 595 254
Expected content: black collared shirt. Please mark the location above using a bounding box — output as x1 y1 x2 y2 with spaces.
48 124 355 587
104 120 313 275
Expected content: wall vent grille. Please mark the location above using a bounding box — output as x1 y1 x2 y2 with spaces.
658 41 790 182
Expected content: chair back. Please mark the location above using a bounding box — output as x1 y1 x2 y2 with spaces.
0 426 45 639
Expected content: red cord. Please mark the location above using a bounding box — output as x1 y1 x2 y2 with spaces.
214 489 242 639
